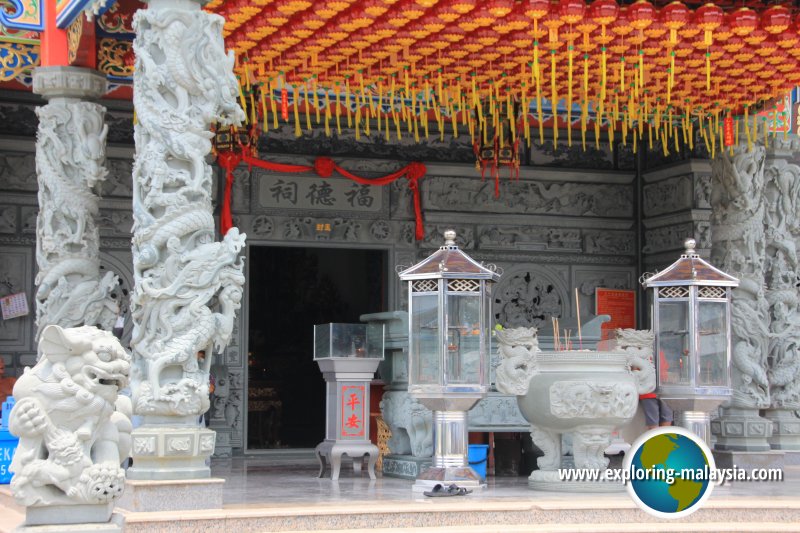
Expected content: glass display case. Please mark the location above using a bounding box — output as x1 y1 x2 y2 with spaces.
643 238 738 445
313 323 384 360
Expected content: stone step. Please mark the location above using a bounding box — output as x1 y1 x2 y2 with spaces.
117 498 800 533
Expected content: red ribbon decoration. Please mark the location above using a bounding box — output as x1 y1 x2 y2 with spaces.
217 153 426 240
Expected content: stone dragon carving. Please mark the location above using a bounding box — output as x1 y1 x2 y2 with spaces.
379 392 433 457
130 5 245 417
494 326 540 395
9 325 132 508
34 99 119 339
711 144 770 409
613 328 656 396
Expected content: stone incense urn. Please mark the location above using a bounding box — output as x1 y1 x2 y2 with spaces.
494 327 654 491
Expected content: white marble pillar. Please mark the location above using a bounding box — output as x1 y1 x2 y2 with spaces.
32 66 119 339
127 0 245 481
709 142 773 452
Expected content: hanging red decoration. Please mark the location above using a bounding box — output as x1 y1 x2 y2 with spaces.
761 5 791 35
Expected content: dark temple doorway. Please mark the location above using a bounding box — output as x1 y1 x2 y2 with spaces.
247 245 387 449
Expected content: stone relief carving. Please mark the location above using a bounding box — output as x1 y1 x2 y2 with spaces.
0 252 31 345
421 224 474 249
231 166 251 213
423 177 632 217
379 391 433 457
643 175 693 217
130 4 246 417
478 225 581 252
468 394 529 427
584 230 635 255
9 325 132 507
34 88 119 339
251 214 274 237
695 174 712 208
612 329 657 396
550 381 638 419
99 158 134 198
493 268 564 328
711 143 770 409
0 205 17 233
643 223 695 254
0 152 38 192
763 158 800 410
494 326 540 396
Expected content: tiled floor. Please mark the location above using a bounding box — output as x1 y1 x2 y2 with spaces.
211 451 800 508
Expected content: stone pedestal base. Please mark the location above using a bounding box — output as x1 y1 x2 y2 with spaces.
381 454 431 480
411 466 484 492
127 426 215 480
115 478 224 512
315 440 379 481
24 504 114 527
763 409 800 450
16 514 124 533
712 450 785 471
528 469 625 493
711 407 772 451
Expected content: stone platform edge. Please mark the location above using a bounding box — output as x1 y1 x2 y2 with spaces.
116 478 225 512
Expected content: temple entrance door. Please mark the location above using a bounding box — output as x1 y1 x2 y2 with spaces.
246 245 386 450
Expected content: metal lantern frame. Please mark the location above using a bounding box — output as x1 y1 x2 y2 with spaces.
397 230 501 491
643 238 739 444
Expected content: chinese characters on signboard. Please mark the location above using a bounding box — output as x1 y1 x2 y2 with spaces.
340 384 366 438
259 175 382 212
595 288 636 341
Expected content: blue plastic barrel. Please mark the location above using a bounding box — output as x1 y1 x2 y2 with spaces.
468 444 489 481
0 396 18 484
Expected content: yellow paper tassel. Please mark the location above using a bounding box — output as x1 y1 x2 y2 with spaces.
304 86 311 132
377 82 383 133
260 88 268 132
705 52 710 91
313 78 320 124
325 92 331 137
335 89 342 135
293 86 301 137
249 90 256 126
355 106 361 140
238 81 248 124
345 79 352 128
567 47 573 147
551 50 558 148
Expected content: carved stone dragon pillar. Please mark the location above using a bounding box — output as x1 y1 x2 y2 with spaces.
761 146 800 451
32 67 119 339
709 142 773 451
128 0 245 480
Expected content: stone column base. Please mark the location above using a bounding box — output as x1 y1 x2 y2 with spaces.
127 426 216 480
712 449 785 471
381 454 432 480
711 407 772 451
763 409 800 450
115 478 224 512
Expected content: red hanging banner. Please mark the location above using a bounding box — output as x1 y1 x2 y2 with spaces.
281 88 289 121
723 116 734 146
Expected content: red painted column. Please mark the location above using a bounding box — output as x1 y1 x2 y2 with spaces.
40 0 70 67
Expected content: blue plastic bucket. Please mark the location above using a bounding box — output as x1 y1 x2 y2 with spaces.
468 444 489 481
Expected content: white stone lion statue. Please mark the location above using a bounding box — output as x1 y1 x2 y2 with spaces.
9 325 132 508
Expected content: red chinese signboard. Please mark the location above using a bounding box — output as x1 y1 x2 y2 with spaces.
595 288 636 341
340 384 366 438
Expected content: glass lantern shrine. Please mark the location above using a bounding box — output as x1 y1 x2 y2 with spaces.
398 230 501 491
643 238 739 445
313 322 384 480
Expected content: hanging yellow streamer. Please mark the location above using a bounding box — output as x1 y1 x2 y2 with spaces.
293 85 301 137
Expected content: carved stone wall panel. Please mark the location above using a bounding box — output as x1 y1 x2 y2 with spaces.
20 206 36 234
492 264 569 328
256 171 387 216
231 166 251 213
477 224 582 252
422 176 633 218
643 174 693 217
0 104 38 138
99 158 134 198
240 213 409 246
583 230 636 256
0 205 17 233
97 209 133 237
528 140 614 169
694 174 712 208
420 224 474 249
643 222 695 255
0 152 37 191
0 248 33 351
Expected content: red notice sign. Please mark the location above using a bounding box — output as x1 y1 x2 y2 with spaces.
595 288 636 340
